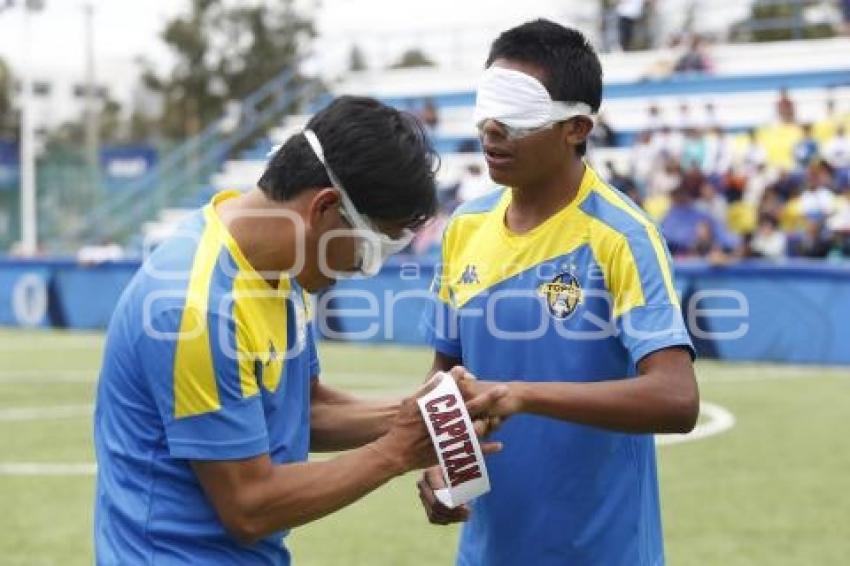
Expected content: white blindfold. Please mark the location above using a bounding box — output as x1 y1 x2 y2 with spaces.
473 66 595 130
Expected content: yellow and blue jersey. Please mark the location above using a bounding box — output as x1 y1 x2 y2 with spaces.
93 191 319 565
422 165 694 566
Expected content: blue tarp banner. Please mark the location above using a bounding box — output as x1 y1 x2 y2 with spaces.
0 139 19 190
100 144 158 191
1 257 849 365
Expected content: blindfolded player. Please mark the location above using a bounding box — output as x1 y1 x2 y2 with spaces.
418 20 699 566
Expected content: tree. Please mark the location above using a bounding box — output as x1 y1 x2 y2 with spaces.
0 56 17 139
42 94 126 148
141 0 315 140
730 0 835 42
389 48 435 69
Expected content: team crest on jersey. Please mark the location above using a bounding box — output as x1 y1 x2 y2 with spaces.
538 271 583 320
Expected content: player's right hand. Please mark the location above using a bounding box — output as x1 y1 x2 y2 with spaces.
377 374 508 474
417 466 471 525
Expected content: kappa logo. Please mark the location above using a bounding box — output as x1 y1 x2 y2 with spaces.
265 340 279 367
457 265 480 285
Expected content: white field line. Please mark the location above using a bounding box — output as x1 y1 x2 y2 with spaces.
0 340 103 352
326 368 849 385
0 404 93 421
698 370 849 383
0 402 733 477
0 462 96 476
0 405 735 476
0 370 97 383
656 402 735 446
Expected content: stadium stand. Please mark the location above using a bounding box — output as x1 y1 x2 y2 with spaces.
3 35 850 365
162 37 849 262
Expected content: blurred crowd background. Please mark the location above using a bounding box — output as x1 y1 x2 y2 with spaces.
424 89 850 262
0 0 849 264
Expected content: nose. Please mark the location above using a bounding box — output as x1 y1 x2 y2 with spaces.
478 118 507 141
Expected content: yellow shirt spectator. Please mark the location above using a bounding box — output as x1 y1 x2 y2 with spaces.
757 122 803 171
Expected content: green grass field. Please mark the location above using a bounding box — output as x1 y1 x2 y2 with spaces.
1 328 849 565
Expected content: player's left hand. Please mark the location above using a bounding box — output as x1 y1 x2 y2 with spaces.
458 378 523 418
445 366 509 433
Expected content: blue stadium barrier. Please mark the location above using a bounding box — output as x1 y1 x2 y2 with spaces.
1 256 848 365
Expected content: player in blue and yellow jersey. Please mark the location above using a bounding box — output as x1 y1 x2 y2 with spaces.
93 96 506 565
418 21 700 566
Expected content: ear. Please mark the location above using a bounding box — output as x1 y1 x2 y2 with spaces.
562 117 595 148
305 187 341 233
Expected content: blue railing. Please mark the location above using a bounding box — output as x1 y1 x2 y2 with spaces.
70 68 321 248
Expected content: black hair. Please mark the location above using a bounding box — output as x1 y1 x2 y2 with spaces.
258 96 438 229
485 19 603 156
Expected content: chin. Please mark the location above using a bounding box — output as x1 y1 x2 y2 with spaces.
491 171 521 189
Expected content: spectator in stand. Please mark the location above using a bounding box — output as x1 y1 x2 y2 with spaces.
741 163 776 208
653 125 684 160
676 102 696 131
777 182 808 233
738 128 769 177
601 0 621 52
680 127 706 171
647 157 682 198
419 98 439 131
630 130 658 192
616 0 646 51
793 124 819 170
827 183 850 256
759 92 803 171
750 215 787 260
702 102 720 130
702 126 734 181
754 184 778 223
800 161 837 219
814 97 841 144
690 219 729 263
673 34 714 74
793 219 832 258
644 102 664 131
661 184 736 257
823 124 850 169
775 88 796 124
694 181 727 225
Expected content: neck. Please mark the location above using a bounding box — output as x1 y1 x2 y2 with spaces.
507 158 586 234
216 188 300 287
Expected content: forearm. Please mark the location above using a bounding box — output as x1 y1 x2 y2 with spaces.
230 440 402 540
310 394 400 452
512 375 698 434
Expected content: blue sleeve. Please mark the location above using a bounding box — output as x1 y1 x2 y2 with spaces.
614 227 695 363
419 262 462 359
308 321 321 378
138 308 269 461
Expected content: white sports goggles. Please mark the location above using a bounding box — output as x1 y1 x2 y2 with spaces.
302 129 414 277
473 66 596 141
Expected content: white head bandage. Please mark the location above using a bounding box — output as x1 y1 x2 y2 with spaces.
473 66 595 132
302 129 414 277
